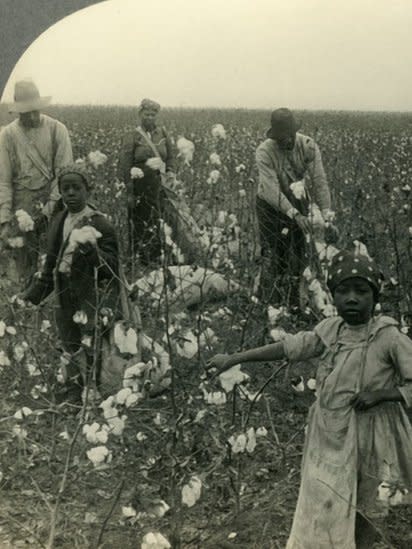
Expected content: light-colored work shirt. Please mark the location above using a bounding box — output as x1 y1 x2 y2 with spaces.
255 132 331 218
0 114 73 224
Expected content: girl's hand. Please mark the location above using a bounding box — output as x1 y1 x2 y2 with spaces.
350 391 384 411
205 354 233 375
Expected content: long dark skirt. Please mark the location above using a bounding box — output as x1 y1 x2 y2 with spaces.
256 196 306 306
128 173 165 265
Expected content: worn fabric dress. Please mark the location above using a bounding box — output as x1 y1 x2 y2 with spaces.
120 125 175 264
282 315 412 549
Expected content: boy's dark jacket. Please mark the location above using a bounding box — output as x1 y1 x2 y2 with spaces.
24 207 120 327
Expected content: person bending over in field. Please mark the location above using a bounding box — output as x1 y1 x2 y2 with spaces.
255 108 334 307
119 98 177 265
0 79 73 288
207 250 412 549
22 164 121 404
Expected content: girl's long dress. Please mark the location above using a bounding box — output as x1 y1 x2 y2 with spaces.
283 316 412 549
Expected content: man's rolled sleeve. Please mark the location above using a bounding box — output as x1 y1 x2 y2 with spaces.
256 147 295 216
0 131 13 224
282 330 325 362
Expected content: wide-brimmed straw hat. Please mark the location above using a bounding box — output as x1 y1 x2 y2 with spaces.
8 79 51 114
266 108 301 139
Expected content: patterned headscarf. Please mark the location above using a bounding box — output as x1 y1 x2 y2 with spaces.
138 98 161 113
327 250 384 298
58 162 92 190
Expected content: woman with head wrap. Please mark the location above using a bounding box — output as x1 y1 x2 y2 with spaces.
119 98 176 265
207 250 412 548
22 163 121 403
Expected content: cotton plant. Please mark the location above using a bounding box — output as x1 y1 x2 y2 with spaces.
181 476 202 507
114 322 139 355
211 123 226 139
15 209 34 232
176 136 195 165
88 150 108 168
141 532 171 549
209 152 221 166
207 169 220 185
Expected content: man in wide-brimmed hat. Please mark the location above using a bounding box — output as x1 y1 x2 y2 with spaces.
255 107 333 307
0 79 73 287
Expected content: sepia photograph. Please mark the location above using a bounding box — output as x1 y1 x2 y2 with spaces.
0 0 411 547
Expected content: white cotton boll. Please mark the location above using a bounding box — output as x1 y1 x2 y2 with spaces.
125 392 141 408
235 163 246 173
219 364 249 393
73 310 88 325
238 188 246 198
307 378 317 391
107 414 127 436
290 180 306 200
182 477 202 508
209 152 221 166
14 407 33 420
115 387 133 405
229 433 247 454
88 150 108 168
175 330 198 359
122 505 137 518
270 328 287 342
146 157 165 171
141 532 171 549
130 167 144 179
177 136 195 165
40 320 51 332
198 327 218 348
256 426 268 437
86 445 111 466
267 306 284 326
211 124 226 139
15 209 34 232
114 323 138 355
239 388 262 402
7 237 24 248
69 226 102 247
136 432 148 442
207 169 220 185
205 391 227 405
148 500 170 518
246 427 257 454
0 321 6 337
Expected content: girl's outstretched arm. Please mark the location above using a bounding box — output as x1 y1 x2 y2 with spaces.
207 342 286 375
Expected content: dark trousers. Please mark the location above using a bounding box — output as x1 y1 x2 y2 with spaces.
256 196 306 306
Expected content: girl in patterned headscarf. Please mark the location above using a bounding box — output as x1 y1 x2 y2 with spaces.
206 250 412 548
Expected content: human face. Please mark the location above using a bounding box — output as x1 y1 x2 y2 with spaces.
20 111 41 128
275 131 297 151
60 174 88 213
333 278 375 325
140 108 158 131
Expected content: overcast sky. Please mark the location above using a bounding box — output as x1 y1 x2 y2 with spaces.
2 0 412 110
